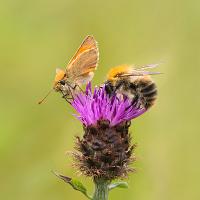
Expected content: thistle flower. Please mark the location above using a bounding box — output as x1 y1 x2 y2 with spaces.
55 82 149 200
70 82 146 180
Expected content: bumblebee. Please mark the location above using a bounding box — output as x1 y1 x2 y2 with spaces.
105 65 160 109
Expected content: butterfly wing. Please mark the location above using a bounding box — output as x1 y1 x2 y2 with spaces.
66 35 99 85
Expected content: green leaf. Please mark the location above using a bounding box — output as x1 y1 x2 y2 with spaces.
108 182 129 191
52 171 92 199
71 179 87 194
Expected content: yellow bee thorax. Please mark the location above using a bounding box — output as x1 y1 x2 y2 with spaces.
107 65 132 81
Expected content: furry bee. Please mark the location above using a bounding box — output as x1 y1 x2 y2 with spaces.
105 64 160 109
39 35 99 104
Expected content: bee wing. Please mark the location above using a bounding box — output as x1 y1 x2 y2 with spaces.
66 35 99 84
135 63 159 70
119 70 162 77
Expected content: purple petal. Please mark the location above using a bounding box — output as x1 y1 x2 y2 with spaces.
71 82 147 126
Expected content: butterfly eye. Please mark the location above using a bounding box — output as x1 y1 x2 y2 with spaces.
59 80 65 85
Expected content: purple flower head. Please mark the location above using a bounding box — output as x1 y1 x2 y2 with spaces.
72 82 146 126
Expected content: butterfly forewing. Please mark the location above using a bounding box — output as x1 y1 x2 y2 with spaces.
66 36 99 84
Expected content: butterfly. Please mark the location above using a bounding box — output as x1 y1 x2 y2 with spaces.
38 35 99 104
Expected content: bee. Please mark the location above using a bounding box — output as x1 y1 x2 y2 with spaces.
38 35 99 104
105 64 160 109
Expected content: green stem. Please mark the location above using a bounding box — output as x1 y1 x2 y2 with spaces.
92 178 110 200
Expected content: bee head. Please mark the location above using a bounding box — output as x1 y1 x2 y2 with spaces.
53 68 66 91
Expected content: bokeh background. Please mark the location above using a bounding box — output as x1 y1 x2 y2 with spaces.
1 0 200 200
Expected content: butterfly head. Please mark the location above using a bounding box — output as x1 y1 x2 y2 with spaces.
53 68 66 91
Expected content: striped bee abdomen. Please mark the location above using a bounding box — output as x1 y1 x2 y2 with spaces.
138 81 157 109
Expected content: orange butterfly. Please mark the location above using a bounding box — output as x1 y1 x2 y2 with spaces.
39 35 99 104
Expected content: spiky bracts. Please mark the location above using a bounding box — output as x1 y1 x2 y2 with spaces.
73 120 136 180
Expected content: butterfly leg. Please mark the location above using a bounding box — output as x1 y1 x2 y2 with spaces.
68 88 75 101
65 82 84 99
67 83 84 93
66 97 73 104
74 84 84 93
61 90 72 104
65 98 72 104
62 96 73 104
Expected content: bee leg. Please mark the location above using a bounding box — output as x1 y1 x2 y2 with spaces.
125 95 141 111
133 95 140 109
133 94 144 109
108 87 118 98
105 83 114 96
111 80 125 97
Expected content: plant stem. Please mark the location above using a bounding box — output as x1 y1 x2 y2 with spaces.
92 178 110 200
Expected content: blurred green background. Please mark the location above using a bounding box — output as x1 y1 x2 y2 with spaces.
0 0 200 199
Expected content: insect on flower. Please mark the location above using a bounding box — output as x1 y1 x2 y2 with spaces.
38 35 99 104
105 64 161 109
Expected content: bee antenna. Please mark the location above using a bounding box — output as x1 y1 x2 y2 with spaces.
38 89 53 104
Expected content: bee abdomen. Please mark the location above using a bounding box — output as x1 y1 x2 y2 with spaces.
139 82 157 109
141 82 157 93
143 88 157 98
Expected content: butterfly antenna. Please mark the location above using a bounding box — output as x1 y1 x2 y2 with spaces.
38 89 53 104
